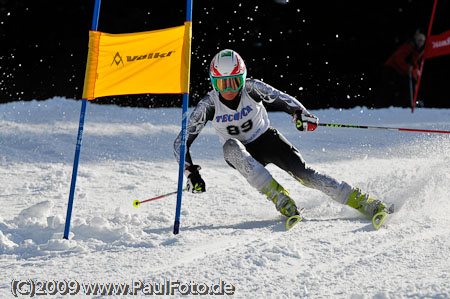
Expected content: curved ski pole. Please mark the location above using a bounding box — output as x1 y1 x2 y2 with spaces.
319 123 450 134
133 189 187 207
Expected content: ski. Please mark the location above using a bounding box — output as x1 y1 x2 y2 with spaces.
372 211 389 229
372 204 395 229
286 215 302 230
286 208 304 230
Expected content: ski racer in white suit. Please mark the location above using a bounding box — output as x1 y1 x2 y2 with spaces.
174 49 391 219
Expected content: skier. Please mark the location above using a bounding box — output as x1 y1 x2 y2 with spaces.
174 49 392 220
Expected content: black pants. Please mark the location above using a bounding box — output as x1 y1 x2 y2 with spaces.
375 66 412 108
244 127 312 182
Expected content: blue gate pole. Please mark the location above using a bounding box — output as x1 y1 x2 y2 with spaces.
63 0 102 240
173 0 193 235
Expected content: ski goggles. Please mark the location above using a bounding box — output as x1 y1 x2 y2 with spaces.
210 73 246 93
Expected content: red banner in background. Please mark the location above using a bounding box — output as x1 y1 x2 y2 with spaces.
424 29 450 59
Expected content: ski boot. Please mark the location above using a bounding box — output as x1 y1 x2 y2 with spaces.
347 189 394 229
346 189 393 216
261 178 299 217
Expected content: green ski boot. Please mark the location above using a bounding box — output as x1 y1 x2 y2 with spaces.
347 189 394 229
347 189 387 216
261 178 299 217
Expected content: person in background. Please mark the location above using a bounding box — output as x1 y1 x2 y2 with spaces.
376 30 426 107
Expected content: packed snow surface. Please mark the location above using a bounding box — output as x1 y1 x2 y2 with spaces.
1 97 450 298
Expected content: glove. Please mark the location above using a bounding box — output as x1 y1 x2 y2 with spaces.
184 165 206 193
293 109 319 132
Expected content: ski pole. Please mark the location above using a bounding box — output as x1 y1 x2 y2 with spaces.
319 123 450 134
133 189 188 207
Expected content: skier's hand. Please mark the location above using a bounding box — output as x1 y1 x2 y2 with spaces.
184 165 206 193
293 110 319 132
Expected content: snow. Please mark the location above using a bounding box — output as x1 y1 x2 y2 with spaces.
1 97 450 298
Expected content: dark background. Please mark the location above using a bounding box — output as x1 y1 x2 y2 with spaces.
1 0 449 109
